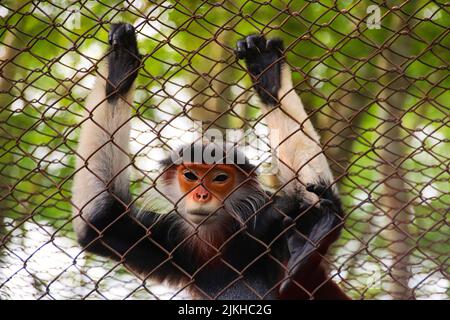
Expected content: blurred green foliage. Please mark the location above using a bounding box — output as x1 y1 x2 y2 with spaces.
0 0 448 299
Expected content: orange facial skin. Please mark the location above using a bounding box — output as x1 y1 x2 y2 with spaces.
176 163 238 208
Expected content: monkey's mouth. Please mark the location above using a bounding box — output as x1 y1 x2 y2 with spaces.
186 209 218 224
188 209 213 217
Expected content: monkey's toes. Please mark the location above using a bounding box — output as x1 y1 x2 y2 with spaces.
108 23 136 47
306 183 329 196
236 34 265 59
235 35 284 59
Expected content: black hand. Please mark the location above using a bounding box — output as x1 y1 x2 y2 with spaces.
279 216 311 294
279 181 343 294
235 35 284 106
305 182 340 209
106 23 141 102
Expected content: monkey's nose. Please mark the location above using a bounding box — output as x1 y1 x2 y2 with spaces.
195 192 210 201
193 185 211 202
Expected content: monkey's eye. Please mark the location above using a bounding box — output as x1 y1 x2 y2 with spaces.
213 173 229 183
183 171 198 181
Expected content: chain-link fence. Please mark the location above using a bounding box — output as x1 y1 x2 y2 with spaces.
0 0 448 300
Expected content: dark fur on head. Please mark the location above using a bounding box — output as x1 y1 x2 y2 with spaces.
159 142 256 175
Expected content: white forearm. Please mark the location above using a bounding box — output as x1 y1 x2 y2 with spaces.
265 65 333 199
72 68 133 233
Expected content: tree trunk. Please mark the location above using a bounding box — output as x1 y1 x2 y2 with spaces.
189 30 237 132
0 5 27 240
0 1 33 284
376 7 415 300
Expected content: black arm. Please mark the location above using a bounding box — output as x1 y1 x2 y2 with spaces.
72 23 190 281
236 35 344 294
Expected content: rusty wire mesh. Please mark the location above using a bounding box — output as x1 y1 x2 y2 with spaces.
0 0 448 300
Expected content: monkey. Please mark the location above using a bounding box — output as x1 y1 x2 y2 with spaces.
72 23 348 300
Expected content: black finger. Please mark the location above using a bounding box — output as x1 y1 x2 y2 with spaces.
306 183 327 195
246 34 266 51
267 38 284 52
320 198 334 207
279 254 303 294
124 23 134 34
305 183 314 192
283 218 305 251
235 40 247 59
279 277 291 294
108 25 117 45
109 23 136 47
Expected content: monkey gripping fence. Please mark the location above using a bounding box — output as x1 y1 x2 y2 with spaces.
0 1 448 300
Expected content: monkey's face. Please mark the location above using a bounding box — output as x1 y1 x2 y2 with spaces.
175 163 239 224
